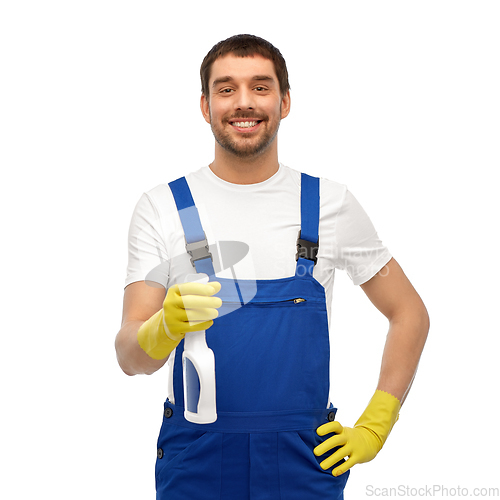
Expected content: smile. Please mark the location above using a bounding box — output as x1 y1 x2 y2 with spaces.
230 120 262 131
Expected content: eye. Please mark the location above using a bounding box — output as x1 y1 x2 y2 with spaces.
220 88 233 94
254 87 267 91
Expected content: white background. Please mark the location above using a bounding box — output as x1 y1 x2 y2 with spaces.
1 1 499 498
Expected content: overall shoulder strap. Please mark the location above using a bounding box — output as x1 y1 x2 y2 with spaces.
168 177 216 277
169 173 319 278
295 173 320 276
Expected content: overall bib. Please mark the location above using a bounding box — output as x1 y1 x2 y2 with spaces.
155 173 349 499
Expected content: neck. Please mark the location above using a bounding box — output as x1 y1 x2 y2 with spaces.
209 142 280 185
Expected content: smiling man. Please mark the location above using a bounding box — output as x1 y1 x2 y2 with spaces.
202 53 289 168
115 34 429 499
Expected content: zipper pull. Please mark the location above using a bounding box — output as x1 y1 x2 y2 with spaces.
294 298 306 304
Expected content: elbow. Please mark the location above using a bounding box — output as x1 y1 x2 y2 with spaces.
411 300 430 343
114 333 138 376
115 351 137 377
390 300 430 344
114 326 168 376
114 340 162 377
414 303 430 352
420 301 430 339
121 364 137 377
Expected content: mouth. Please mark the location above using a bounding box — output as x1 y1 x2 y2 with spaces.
228 119 263 132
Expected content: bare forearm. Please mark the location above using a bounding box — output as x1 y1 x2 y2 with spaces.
377 306 429 404
115 320 169 376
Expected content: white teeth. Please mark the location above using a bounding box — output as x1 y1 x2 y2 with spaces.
232 121 258 128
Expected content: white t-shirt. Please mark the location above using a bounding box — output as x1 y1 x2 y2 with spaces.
125 163 392 326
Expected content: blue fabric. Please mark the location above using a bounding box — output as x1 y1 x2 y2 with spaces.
157 173 349 499
168 178 205 243
156 402 349 500
172 275 330 413
300 173 320 244
192 255 215 277
169 177 216 276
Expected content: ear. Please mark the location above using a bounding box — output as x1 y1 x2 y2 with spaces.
280 90 291 119
200 94 211 124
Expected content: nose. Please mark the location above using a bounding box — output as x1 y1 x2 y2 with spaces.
234 87 255 110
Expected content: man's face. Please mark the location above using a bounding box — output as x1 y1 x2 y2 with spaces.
201 54 290 159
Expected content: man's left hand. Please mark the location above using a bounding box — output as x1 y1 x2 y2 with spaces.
313 390 401 476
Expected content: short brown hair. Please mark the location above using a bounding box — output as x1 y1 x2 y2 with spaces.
200 34 290 98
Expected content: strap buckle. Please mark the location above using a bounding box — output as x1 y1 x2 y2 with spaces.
185 234 213 267
295 230 319 264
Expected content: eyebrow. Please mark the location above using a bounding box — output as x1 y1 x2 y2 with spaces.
211 75 275 89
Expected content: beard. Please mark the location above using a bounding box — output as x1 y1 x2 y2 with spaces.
209 108 281 159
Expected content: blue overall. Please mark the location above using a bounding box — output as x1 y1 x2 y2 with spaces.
155 174 349 499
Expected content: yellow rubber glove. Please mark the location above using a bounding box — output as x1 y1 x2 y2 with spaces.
137 281 222 360
314 390 401 476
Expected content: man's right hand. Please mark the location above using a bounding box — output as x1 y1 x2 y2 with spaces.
163 281 222 339
137 280 222 360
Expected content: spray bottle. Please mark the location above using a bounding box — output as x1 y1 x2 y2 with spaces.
182 273 217 424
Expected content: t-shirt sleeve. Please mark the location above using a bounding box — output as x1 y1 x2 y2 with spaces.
124 192 169 289
333 189 392 285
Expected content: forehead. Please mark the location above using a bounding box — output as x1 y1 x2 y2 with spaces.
209 53 278 85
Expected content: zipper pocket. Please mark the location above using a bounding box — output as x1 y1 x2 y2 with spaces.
221 297 308 306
